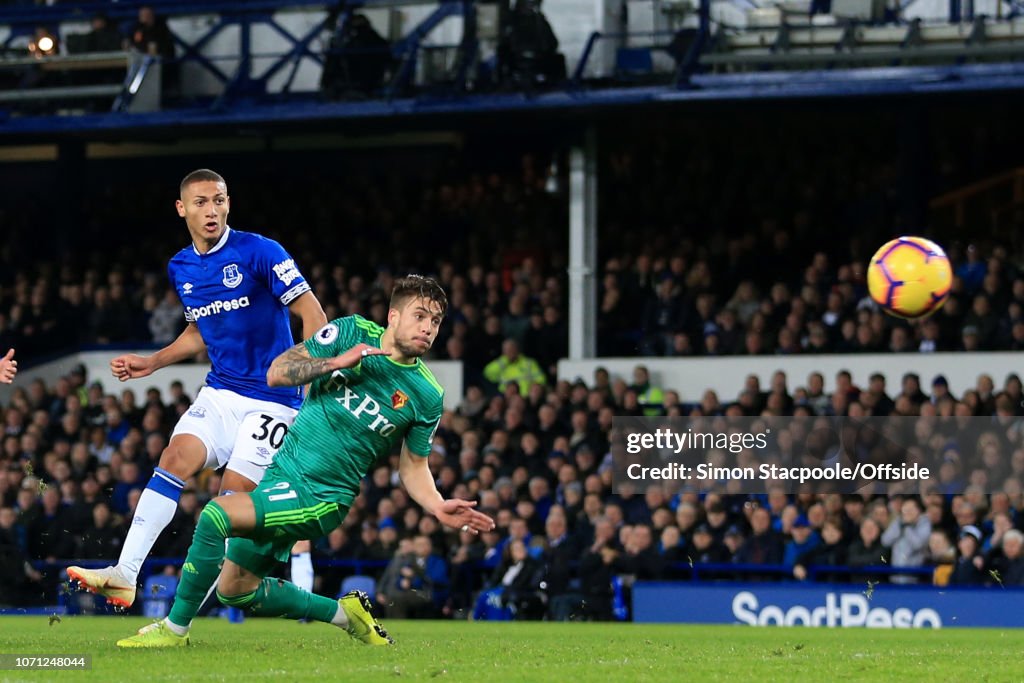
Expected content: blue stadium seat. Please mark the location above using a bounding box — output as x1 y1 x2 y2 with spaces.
471 587 513 621
142 574 179 619
611 576 629 621
339 574 377 601
615 47 654 77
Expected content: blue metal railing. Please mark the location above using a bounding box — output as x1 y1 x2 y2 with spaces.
570 30 685 85
23 557 953 584
570 0 713 89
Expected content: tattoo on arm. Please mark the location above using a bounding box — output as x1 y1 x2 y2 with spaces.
272 343 334 386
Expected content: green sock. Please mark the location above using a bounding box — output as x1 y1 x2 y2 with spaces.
167 501 231 629
219 578 339 624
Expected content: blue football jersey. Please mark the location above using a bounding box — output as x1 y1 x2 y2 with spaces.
167 227 311 409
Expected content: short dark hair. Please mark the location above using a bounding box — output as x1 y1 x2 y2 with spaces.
180 169 226 196
390 275 448 318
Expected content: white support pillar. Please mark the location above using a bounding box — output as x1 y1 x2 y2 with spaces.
568 126 598 360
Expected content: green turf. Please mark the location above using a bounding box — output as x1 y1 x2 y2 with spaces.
0 616 1022 682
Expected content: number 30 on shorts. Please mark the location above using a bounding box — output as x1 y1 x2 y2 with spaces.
263 481 297 501
251 414 288 449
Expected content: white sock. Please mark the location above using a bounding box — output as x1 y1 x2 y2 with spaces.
117 468 185 584
331 603 349 628
291 552 314 594
163 618 189 636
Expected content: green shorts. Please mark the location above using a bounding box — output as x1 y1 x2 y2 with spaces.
225 471 348 578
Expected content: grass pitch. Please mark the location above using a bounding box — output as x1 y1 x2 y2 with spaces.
0 616 1022 682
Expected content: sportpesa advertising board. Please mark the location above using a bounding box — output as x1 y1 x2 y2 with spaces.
633 584 1024 628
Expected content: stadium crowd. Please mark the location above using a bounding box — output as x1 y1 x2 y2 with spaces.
2 111 1024 619
4 113 1024 375
2 353 1024 619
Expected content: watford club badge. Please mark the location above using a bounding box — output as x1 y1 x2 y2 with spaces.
391 390 409 410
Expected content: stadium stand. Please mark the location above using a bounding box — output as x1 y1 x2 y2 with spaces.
2 135 1024 615
4 0 1024 628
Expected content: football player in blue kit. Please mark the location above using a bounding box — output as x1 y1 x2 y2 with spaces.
68 169 327 607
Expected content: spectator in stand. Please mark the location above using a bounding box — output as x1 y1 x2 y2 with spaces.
926 529 957 585
27 487 75 561
629 365 664 417
846 517 888 581
779 509 812 557
523 305 567 379
882 497 932 584
483 339 546 395
793 517 847 582
148 289 185 344
930 375 953 405
734 507 783 575
640 276 683 356
448 527 487 615
690 523 730 564
993 529 1024 586
156 489 199 558
128 6 178 95
899 373 929 407
320 12 392 98
76 501 124 560
489 538 546 620
612 523 664 581
67 13 123 54
384 535 449 619
658 525 686 575
982 511 1014 559
949 525 986 585
375 537 414 612
578 516 618 620
0 506 45 606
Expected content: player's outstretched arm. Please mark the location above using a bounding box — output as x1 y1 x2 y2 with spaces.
287 291 328 341
266 341 386 387
0 348 17 384
110 323 206 382
398 446 495 534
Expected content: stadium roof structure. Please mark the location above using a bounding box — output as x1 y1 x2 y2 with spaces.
1 0 1024 143
1 59 1023 143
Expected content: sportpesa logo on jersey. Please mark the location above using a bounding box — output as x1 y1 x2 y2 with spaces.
186 296 251 320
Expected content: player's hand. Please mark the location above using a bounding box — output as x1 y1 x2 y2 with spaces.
434 499 495 535
110 354 154 381
0 348 17 384
332 343 388 371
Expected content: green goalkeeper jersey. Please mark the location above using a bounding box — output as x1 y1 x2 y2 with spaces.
269 315 444 507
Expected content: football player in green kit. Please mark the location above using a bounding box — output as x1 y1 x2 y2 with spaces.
117 275 495 647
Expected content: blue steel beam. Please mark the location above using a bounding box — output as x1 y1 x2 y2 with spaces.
3 61 1024 140
263 16 331 93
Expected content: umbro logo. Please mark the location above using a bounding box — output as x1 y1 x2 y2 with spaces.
183 283 193 294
